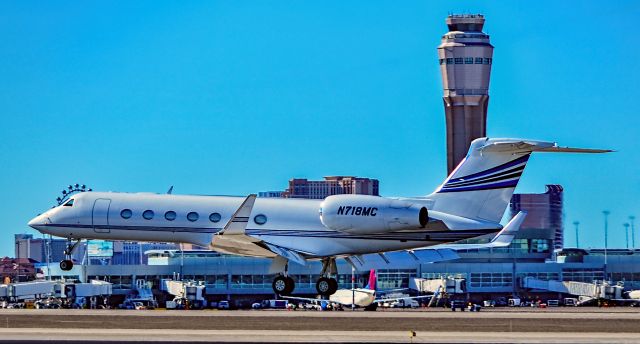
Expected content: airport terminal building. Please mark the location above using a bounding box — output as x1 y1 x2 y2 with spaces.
28 239 640 305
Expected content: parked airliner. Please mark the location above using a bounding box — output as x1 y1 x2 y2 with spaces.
28 138 608 296
284 269 430 310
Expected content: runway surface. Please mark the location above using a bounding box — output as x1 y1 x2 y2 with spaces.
0 308 639 343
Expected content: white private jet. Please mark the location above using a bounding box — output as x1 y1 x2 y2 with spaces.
28 137 609 296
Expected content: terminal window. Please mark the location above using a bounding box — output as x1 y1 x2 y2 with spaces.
470 272 513 288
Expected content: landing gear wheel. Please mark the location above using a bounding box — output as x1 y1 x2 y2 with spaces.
285 276 295 295
59 259 73 271
272 276 295 295
316 277 338 296
364 303 379 311
328 278 338 295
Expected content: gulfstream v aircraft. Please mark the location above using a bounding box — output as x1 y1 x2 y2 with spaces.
28 138 608 296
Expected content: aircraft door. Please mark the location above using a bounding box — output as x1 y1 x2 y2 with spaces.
92 199 111 233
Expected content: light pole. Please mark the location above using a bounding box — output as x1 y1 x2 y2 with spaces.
573 221 580 248
351 266 355 311
630 216 636 249
603 211 610 268
624 223 630 249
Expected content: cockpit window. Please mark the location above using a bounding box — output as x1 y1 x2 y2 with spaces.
63 199 74 207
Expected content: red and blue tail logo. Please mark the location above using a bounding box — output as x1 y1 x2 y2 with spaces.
364 269 376 291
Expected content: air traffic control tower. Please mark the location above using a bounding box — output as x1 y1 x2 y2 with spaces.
438 14 493 174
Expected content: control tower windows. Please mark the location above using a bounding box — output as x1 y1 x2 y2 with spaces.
483 58 492 65
454 58 463 64
439 59 445 65
446 58 453 65
475 57 483 64
465 57 473 64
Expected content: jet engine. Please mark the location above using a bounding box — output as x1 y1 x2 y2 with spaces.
319 195 428 234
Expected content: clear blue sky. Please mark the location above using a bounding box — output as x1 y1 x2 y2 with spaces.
1 1 638 256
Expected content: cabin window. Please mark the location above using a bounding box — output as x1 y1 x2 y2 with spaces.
254 214 267 225
142 210 154 220
187 212 199 222
164 211 176 221
63 199 74 207
120 209 132 219
209 213 222 223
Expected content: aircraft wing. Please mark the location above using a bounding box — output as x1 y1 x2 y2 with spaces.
282 295 374 308
374 295 432 304
427 211 526 250
210 194 307 264
280 295 319 304
280 295 340 306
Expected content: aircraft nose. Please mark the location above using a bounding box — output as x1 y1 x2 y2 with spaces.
28 214 49 230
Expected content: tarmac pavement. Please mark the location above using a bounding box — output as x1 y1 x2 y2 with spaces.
0 309 638 343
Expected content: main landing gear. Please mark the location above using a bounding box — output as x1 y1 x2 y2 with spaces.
316 257 338 296
60 239 81 271
272 261 295 295
272 275 295 295
270 257 339 297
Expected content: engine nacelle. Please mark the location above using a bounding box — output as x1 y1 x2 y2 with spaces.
319 195 428 234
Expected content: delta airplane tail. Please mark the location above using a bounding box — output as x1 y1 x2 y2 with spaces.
364 269 376 291
428 138 610 224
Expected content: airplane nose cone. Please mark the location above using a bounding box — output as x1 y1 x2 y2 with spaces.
28 214 48 230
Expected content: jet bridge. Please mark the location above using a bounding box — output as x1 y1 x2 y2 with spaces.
521 277 624 304
411 277 466 308
161 279 206 308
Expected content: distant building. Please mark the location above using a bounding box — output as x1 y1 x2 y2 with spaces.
104 242 180 265
15 234 179 265
510 185 564 250
0 257 37 283
15 234 68 263
282 176 379 199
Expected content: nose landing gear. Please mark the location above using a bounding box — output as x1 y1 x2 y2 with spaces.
60 238 81 271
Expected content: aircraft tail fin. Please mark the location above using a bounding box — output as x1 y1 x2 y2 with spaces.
428 138 610 223
364 269 376 291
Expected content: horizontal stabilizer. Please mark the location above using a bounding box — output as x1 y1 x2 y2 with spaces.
480 139 612 154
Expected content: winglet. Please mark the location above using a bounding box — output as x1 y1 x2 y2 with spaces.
427 211 527 251
489 211 527 246
220 194 257 235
